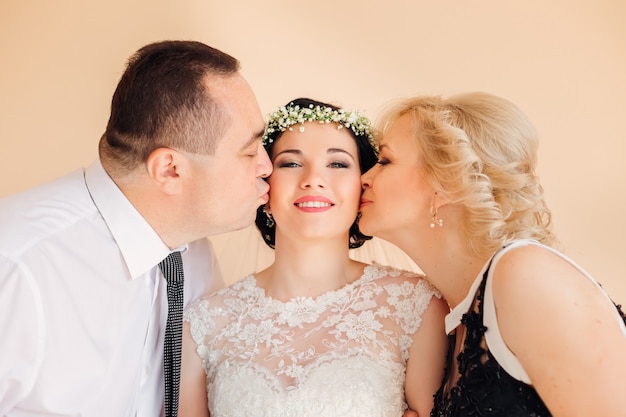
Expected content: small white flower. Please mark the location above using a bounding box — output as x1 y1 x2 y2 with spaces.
262 102 377 152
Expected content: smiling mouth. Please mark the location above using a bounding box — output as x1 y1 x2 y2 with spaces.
295 201 333 208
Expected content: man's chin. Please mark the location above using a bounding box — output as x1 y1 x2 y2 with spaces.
231 214 258 233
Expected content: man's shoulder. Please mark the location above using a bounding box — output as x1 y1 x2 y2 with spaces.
0 169 95 254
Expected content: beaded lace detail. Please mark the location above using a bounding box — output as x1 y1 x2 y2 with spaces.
184 264 440 417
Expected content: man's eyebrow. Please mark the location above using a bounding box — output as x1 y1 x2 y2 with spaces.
241 127 266 149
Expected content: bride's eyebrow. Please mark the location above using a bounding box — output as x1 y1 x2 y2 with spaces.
273 149 302 158
327 148 356 162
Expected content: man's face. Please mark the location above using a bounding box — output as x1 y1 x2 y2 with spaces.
184 74 272 236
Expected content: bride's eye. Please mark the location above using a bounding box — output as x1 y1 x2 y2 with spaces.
277 161 301 168
329 161 350 169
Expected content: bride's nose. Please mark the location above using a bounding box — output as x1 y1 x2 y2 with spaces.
300 166 326 189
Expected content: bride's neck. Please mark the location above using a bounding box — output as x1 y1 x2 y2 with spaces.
258 238 363 301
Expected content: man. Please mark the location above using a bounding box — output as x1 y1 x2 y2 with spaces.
0 40 271 416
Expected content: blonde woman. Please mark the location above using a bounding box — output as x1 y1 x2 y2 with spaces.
359 92 626 417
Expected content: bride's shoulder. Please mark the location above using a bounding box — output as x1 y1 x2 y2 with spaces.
365 262 423 281
187 274 257 310
365 263 440 297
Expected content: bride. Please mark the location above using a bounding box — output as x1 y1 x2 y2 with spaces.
179 98 448 417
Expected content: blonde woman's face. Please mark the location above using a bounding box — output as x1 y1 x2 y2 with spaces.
359 114 433 242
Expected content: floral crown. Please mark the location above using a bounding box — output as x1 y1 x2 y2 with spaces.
262 102 377 151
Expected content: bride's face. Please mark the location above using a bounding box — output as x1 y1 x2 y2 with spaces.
266 121 362 244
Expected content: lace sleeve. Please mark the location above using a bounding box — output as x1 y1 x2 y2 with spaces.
183 298 217 370
374 266 443 362
399 278 442 334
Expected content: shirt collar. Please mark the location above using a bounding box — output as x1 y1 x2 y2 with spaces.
84 160 187 279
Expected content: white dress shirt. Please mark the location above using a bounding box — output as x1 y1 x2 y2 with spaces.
0 160 224 417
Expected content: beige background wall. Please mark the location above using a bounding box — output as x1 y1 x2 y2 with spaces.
1 0 624 303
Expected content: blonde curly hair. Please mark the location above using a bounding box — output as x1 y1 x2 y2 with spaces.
377 92 557 257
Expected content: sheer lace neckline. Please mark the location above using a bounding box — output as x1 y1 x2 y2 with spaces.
248 263 379 305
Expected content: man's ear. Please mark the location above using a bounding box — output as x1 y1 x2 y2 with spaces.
145 147 183 195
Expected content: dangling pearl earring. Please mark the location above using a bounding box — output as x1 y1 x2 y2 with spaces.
430 206 443 228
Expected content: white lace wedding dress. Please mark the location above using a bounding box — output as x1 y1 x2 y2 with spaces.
184 264 441 417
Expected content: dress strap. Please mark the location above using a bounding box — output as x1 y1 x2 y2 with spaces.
482 240 533 383
482 239 626 384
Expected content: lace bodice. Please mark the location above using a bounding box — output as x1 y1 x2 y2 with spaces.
184 264 441 417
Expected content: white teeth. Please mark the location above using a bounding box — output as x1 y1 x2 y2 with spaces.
296 201 332 208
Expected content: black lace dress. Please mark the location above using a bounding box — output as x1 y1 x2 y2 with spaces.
431 263 626 417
